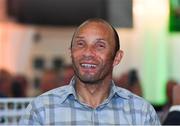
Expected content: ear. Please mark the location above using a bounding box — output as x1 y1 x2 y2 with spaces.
113 50 124 67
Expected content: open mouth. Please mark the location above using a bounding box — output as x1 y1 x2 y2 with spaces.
80 63 97 68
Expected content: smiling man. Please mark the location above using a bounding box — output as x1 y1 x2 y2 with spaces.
19 18 160 125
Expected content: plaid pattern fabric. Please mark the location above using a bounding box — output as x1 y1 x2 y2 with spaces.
19 78 160 125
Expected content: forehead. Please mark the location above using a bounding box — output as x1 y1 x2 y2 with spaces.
75 21 114 39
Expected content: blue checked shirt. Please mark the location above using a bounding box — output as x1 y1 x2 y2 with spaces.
19 78 160 125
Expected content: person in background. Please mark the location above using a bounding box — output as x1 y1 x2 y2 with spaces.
166 80 177 108
61 64 74 85
127 69 142 97
163 84 180 125
0 69 12 97
11 74 28 97
19 18 160 125
114 72 129 89
159 79 177 122
39 69 60 93
114 69 142 97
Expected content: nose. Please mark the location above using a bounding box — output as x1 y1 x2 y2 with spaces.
83 46 96 58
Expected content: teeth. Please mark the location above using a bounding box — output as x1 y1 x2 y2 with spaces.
81 64 96 68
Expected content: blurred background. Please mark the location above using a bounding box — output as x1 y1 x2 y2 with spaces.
0 0 180 121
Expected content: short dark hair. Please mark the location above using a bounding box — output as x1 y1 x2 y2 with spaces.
70 18 120 55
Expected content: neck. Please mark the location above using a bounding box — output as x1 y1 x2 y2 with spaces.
75 76 112 108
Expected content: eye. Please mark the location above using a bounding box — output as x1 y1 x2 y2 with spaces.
77 40 85 47
73 40 85 48
96 42 106 49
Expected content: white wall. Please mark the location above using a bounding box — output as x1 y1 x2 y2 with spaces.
170 34 180 82
0 22 34 74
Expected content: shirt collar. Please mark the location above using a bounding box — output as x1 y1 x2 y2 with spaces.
58 77 78 103
111 81 130 99
60 77 129 104
67 77 78 99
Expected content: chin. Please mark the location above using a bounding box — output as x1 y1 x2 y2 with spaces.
77 75 99 84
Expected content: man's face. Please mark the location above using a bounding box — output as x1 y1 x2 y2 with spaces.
71 22 118 84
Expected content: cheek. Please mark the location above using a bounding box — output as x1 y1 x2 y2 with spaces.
98 54 114 67
71 50 78 59
71 51 81 64
99 50 114 60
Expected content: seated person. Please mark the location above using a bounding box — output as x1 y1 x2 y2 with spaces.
163 84 180 125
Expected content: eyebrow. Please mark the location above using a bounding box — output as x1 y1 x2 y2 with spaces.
74 36 84 39
74 36 107 44
96 38 106 41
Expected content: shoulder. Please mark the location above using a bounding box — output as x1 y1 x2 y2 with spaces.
115 86 155 111
115 86 160 124
40 85 70 98
19 85 72 125
30 85 72 108
115 86 146 102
